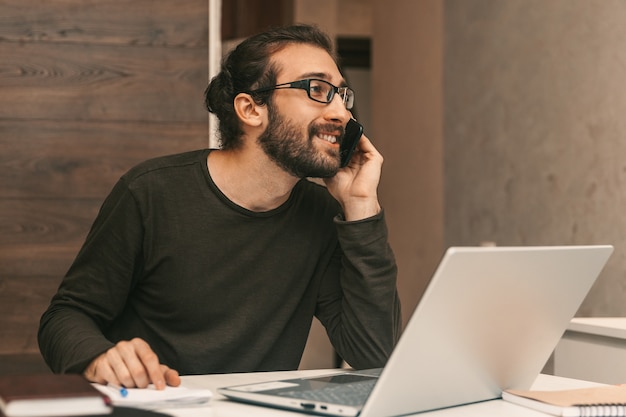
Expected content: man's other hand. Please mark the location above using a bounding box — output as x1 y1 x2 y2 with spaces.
83 338 181 389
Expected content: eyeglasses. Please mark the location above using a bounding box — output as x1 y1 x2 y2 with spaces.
247 78 355 110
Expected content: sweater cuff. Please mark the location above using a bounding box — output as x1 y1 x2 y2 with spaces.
334 209 389 248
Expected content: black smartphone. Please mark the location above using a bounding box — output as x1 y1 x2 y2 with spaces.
340 119 363 167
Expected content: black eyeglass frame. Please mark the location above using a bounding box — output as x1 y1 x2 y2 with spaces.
246 78 355 110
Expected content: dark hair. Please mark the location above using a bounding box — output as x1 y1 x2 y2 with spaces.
204 24 335 150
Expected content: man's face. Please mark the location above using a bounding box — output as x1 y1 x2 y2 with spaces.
257 44 352 178
258 104 340 178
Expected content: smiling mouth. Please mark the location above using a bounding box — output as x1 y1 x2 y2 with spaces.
316 133 338 144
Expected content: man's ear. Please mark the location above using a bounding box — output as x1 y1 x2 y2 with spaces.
234 93 266 128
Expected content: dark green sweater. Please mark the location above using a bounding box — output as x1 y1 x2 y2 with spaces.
38 149 401 375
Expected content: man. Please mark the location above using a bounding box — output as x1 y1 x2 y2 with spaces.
38 24 401 390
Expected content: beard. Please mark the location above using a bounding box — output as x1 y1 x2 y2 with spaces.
257 106 343 179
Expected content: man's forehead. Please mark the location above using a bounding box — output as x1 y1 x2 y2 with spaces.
271 44 344 84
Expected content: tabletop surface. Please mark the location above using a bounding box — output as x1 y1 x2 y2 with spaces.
567 317 626 339
150 369 604 417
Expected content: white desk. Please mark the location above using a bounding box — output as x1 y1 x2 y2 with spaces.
554 317 626 384
157 369 603 417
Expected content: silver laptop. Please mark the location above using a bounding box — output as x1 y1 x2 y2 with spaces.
218 245 613 417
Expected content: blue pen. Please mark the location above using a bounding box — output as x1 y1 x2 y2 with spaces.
108 383 129 398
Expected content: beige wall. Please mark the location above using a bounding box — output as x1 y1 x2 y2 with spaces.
372 0 445 325
294 0 372 38
444 0 626 316
373 0 626 321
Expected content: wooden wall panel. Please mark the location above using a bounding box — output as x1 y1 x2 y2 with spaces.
0 0 208 47
0 276 62 353
0 0 208 361
0 245 79 279
0 200 99 247
0 42 206 122
0 120 207 198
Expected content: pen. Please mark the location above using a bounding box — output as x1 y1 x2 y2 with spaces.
108 383 128 398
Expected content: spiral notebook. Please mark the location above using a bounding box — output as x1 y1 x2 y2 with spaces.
503 385 626 416
219 245 614 417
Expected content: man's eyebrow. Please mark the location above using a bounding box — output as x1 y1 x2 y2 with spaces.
299 72 347 87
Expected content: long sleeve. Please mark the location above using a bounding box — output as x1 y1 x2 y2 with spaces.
315 210 402 369
38 178 143 373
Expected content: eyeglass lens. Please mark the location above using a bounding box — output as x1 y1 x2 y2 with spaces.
308 79 354 109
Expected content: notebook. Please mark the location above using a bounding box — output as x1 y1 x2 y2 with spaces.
0 374 111 417
503 385 626 416
218 245 614 417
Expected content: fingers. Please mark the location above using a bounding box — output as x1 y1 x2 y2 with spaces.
83 338 178 390
163 365 182 387
83 353 109 385
324 131 383 221
357 133 373 149
128 338 164 389
355 134 382 163
340 134 381 170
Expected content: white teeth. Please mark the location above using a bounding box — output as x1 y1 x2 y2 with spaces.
318 134 337 144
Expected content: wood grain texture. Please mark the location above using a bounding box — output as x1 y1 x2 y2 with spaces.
0 199 100 247
0 0 209 355
0 244 79 279
0 250 70 354
0 275 64 353
0 42 208 122
0 0 207 47
0 119 208 198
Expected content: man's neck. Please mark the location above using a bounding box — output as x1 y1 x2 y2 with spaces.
207 148 300 212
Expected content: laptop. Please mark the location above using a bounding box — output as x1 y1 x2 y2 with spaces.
218 245 613 417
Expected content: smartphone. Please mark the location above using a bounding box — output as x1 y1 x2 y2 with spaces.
340 119 363 167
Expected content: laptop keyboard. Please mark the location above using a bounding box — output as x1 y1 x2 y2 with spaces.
278 379 376 406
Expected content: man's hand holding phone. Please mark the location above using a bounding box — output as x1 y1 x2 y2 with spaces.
325 119 383 221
